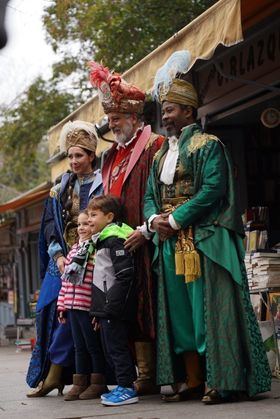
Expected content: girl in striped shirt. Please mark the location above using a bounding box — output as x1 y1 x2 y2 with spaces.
57 210 107 401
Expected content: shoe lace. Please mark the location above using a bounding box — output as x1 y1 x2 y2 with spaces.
109 386 134 399
109 386 123 396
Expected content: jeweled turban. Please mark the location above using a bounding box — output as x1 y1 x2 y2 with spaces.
88 61 145 114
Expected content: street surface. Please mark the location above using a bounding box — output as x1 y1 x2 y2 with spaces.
0 346 279 419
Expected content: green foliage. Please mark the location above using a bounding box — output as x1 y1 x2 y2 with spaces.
43 0 217 98
0 0 216 193
0 77 77 192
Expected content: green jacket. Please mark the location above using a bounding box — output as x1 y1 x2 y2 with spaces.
143 124 271 395
144 123 245 285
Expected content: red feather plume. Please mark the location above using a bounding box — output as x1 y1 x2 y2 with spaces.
88 61 111 88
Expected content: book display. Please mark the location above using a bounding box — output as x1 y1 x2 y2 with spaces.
243 207 269 252
246 252 280 289
244 124 280 376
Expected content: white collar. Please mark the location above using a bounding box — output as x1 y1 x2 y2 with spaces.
181 123 197 132
116 123 144 150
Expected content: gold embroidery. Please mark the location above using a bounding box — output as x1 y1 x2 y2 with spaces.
145 132 160 150
49 183 61 199
49 188 57 198
187 133 218 155
153 148 162 161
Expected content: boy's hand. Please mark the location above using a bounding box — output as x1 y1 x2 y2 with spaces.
58 311 67 324
92 317 100 331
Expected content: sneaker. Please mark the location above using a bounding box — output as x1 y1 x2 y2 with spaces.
101 386 139 406
100 386 120 401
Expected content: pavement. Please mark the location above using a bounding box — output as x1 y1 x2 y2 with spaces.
0 345 280 419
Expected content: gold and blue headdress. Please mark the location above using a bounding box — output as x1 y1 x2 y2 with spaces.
152 50 198 109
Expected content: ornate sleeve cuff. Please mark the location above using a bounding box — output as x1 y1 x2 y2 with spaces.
169 214 181 230
147 214 158 232
137 223 152 240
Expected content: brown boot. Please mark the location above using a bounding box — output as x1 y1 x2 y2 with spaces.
133 341 159 395
183 351 205 389
64 374 89 401
26 364 64 398
79 373 108 400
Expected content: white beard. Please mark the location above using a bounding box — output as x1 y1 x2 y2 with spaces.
115 134 129 145
114 119 134 146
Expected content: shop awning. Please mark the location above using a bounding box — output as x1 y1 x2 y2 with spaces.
124 0 244 92
0 182 51 213
47 0 278 175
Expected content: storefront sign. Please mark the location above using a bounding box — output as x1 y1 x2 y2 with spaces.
197 21 280 104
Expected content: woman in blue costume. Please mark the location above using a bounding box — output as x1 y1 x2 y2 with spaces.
26 120 103 397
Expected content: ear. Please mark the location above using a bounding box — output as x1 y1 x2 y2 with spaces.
185 106 193 119
107 212 115 223
89 152 95 163
131 113 138 125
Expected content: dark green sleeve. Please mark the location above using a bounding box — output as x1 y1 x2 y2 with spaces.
172 141 227 229
143 166 159 220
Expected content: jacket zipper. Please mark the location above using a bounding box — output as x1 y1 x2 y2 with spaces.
103 280 108 303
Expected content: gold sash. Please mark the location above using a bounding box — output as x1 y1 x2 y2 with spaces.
162 197 201 283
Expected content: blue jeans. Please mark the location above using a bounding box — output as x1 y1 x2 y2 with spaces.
69 310 105 375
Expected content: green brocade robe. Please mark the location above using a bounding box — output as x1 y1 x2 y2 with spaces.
144 124 271 396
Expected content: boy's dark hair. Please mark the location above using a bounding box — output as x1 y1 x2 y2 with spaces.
87 195 123 222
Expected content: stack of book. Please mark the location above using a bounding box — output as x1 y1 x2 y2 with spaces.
245 253 254 288
244 229 268 252
15 339 32 351
249 252 280 289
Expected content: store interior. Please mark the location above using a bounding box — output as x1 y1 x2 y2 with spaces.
210 94 280 249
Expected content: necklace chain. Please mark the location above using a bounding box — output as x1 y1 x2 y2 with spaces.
78 171 95 185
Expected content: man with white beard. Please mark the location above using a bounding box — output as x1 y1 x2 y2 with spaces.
89 62 164 395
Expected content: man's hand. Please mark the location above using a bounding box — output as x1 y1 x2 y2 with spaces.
151 214 176 241
92 317 100 331
124 230 146 251
56 256 67 275
58 311 67 324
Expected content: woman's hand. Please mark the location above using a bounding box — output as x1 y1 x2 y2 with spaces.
58 311 67 324
56 256 67 274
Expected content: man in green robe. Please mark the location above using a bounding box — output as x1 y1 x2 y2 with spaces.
144 77 271 403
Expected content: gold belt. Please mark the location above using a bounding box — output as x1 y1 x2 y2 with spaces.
161 196 201 283
161 196 191 213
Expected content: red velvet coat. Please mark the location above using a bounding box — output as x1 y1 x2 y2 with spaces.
102 125 164 339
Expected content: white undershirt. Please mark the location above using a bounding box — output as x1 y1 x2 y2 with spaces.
148 124 197 231
159 136 179 185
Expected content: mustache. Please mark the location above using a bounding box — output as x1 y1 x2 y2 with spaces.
162 120 175 127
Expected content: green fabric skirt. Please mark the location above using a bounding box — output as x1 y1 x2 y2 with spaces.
156 237 271 396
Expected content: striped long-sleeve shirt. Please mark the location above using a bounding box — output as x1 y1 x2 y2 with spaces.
57 242 94 312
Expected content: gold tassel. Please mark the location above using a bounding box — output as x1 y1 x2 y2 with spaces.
175 251 185 275
175 231 185 275
174 227 201 283
184 250 201 283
